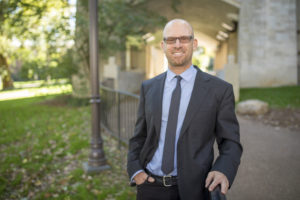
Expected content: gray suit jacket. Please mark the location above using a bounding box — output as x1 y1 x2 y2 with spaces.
127 66 242 199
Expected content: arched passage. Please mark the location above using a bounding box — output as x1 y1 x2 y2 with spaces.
104 0 298 97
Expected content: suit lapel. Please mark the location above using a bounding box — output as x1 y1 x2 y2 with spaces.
179 67 210 140
153 72 167 136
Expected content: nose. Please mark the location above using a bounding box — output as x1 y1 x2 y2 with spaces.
174 38 181 47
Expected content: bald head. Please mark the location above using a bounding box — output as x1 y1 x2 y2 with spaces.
160 19 198 73
162 19 194 38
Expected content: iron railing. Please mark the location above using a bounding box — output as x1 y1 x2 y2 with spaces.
100 85 139 147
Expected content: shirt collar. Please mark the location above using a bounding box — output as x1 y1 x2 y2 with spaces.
166 65 195 83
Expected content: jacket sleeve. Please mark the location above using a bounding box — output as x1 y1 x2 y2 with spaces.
211 84 243 187
127 83 148 179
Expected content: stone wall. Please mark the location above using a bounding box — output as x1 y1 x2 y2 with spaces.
238 0 298 87
214 42 228 71
131 49 146 72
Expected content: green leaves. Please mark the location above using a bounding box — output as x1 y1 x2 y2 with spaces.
1 0 69 38
97 0 166 57
74 0 166 60
0 0 74 87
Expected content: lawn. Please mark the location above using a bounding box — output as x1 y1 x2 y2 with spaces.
0 94 135 200
239 86 300 108
0 84 71 101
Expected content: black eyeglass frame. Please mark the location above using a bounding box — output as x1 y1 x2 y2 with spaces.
163 35 194 44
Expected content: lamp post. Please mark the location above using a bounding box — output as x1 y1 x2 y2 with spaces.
83 0 110 173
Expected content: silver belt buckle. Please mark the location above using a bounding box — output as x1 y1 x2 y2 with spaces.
163 175 172 187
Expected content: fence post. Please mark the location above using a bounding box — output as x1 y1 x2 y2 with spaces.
117 92 121 149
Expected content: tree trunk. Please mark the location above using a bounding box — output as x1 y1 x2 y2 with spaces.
71 0 91 98
0 53 13 90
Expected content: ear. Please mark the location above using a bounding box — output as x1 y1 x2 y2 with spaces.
160 41 164 50
193 38 198 51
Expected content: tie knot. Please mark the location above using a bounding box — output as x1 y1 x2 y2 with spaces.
175 75 182 82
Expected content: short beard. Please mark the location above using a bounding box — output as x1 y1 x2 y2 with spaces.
167 55 192 68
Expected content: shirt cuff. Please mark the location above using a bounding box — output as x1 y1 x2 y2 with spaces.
131 169 145 182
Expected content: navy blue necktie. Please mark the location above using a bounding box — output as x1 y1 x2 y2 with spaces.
161 75 182 175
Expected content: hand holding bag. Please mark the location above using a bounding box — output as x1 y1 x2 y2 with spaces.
209 185 227 200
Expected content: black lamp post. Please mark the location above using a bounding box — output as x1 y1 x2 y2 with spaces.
83 0 110 173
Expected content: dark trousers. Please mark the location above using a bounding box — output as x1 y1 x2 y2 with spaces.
136 180 181 200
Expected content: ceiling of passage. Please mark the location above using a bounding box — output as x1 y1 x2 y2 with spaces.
147 0 239 42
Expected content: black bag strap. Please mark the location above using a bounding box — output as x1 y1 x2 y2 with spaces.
209 185 227 200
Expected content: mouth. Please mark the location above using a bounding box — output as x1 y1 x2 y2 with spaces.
172 52 184 57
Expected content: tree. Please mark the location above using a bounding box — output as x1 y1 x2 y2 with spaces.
72 0 167 97
0 0 73 89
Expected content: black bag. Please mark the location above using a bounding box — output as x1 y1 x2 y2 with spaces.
209 185 227 200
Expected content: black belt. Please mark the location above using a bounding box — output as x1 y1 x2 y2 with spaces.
147 172 178 187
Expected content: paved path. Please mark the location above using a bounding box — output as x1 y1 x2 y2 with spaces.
226 116 300 200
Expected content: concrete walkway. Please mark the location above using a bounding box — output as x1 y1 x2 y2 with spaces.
226 116 300 200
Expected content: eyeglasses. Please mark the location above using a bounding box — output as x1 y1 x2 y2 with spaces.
163 36 193 44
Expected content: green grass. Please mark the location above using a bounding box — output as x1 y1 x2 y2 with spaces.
0 84 72 101
239 86 300 108
0 93 135 200
0 79 69 91
13 79 69 89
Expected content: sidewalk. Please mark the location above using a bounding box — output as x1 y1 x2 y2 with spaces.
227 116 300 200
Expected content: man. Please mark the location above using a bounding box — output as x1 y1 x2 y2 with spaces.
127 19 242 200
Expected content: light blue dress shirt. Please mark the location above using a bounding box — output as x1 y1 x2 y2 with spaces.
131 65 197 180
146 65 197 176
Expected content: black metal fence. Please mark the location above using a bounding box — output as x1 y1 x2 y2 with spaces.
100 85 139 146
